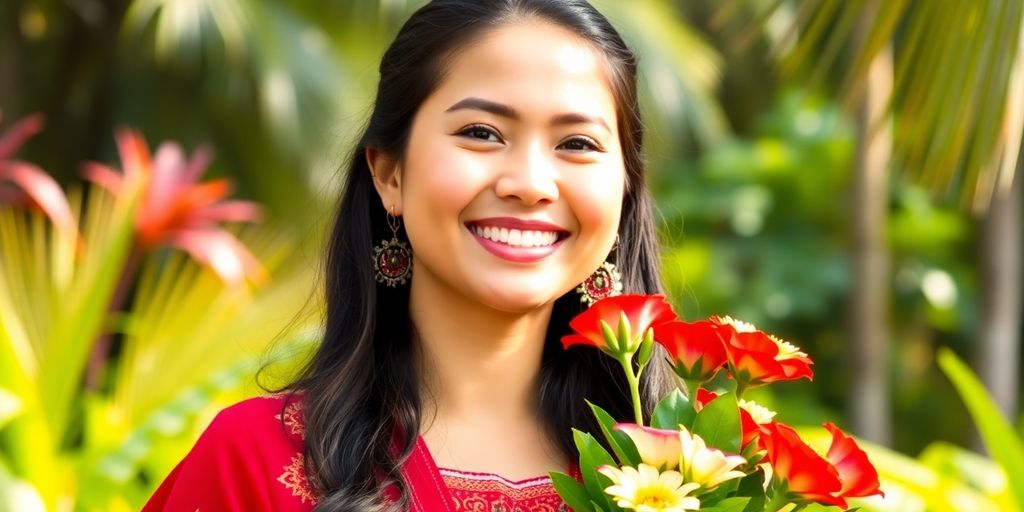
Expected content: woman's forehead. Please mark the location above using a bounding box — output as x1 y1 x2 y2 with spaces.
425 22 619 124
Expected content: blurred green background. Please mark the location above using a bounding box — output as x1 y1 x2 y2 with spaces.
0 0 1022 510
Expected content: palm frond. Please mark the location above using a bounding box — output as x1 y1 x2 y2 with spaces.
596 0 729 152
112 225 318 427
724 0 1024 210
0 182 138 509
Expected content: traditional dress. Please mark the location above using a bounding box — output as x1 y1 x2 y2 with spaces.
143 394 577 511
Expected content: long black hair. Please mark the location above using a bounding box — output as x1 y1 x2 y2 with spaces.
283 1 675 510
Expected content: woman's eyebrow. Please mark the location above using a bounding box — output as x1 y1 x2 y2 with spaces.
445 97 611 133
446 97 517 118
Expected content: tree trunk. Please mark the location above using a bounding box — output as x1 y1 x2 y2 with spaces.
978 156 1022 420
848 33 894 445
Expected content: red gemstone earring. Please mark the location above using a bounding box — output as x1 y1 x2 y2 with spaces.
577 236 623 306
373 206 412 287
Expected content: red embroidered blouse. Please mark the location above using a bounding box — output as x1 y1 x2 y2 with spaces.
142 394 575 511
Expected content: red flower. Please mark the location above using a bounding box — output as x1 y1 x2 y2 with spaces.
656 320 728 382
0 111 75 233
82 129 265 285
759 422 883 509
561 294 677 355
712 316 813 389
823 423 884 500
759 421 845 507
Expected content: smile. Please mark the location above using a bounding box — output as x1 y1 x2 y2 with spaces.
470 225 560 248
465 218 569 263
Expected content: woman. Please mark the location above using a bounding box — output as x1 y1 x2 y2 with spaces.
143 1 674 510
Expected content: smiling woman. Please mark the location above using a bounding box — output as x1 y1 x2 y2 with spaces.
142 1 673 511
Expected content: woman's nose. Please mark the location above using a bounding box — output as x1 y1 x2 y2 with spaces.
494 141 559 205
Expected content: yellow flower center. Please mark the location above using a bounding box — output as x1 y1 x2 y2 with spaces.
636 490 674 507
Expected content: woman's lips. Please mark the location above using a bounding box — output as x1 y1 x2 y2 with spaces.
465 218 568 263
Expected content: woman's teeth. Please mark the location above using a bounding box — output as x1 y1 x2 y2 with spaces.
472 225 559 248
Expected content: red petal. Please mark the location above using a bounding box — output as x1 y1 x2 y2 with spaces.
824 423 884 499
146 142 189 216
0 113 44 160
656 320 728 380
171 229 266 285
81 162 126 194
182 144 213 183
695 388 718 409
190 200 264 223
560 333 605 350
0 161 75 232
568 294 675 338
114 128 153 183
761 421 844 507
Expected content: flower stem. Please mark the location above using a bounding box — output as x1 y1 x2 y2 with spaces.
619 355 644 426
682 379 701 402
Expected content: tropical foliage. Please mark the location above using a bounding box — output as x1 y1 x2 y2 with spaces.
0 119 317 510
0 0 1021 510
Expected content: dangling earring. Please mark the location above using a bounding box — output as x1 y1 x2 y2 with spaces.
577 236 623 306
373 206 412 287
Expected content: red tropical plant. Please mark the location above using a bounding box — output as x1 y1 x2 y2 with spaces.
759 421 883 509
82 128 265 285
0 111 74 233
655 320 729 384
561 294 677 355
711 316 813 393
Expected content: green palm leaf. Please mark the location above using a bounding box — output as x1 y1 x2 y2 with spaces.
724 0 1024 209
112 226 318 427
0 183 138 509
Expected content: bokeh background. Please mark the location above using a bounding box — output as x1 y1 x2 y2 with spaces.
0 0 1022 510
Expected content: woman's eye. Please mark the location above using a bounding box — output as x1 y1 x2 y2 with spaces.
557 136 602 152
458 125 502 143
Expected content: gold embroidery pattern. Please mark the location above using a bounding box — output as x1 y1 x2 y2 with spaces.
277 453 319 505
276 400 305 437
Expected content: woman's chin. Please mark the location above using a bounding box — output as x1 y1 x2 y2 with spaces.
476 284 570 315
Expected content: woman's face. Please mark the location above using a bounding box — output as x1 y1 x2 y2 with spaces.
373 21 625 313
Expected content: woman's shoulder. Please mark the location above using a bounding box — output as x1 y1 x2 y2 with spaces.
142 392 317 511
209 392 307 443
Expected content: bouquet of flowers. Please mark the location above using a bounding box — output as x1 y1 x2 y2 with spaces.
550 295 884 512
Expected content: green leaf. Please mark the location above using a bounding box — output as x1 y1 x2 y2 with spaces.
733 468 768 512
587 401 640 465
550 471 592 512
692 391 742 454
573 429 616 512
938 348 1024 511
651 388 696 430
700 497 752 512
800 504 840 511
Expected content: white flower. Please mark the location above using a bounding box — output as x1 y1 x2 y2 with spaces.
739 398 777 425
598 464 701 511
678 427 747 492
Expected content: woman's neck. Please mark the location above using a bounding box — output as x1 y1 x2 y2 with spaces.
407 269 566 478
409 272 554 424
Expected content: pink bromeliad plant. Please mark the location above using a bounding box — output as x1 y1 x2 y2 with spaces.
551 294 883 512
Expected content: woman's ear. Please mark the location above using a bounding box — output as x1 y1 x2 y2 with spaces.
366 147 403 215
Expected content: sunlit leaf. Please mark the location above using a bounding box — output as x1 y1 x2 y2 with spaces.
725 0 1024 209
